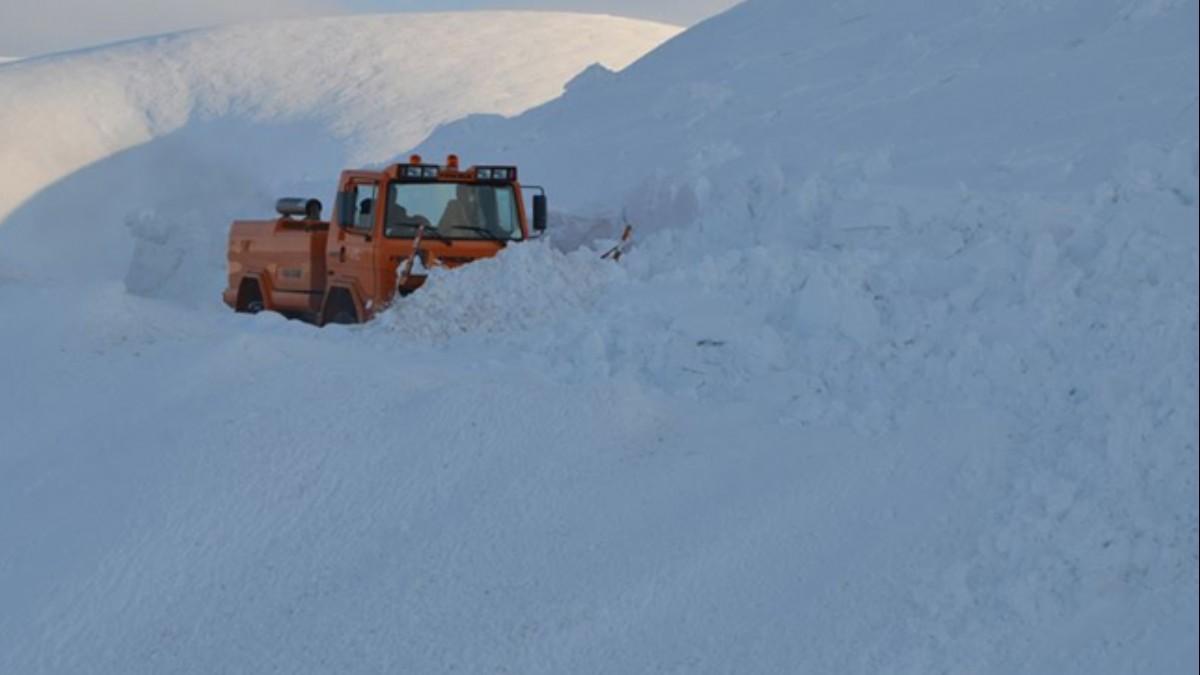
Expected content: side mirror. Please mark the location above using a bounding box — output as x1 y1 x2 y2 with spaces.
532 195 548 232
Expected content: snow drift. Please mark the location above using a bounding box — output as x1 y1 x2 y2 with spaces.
2 1 1197 673
0 13 679 301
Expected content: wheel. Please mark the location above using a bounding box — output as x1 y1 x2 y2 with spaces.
322 289 359 325
236 279 265 314
329 309 356 325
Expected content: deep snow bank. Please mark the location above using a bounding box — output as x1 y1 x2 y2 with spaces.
0 13 679 301
398 0 1200 668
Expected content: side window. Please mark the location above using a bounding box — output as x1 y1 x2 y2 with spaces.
492 187 519 238
349 183 378 232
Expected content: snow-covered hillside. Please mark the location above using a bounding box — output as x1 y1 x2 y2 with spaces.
0 13 678 299
423 0 1197 227
2 1 1197 673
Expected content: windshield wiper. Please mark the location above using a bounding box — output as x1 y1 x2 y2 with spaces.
423 227 454 245
455 226 506 242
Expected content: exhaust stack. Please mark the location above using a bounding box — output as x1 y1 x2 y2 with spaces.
276 198 322 220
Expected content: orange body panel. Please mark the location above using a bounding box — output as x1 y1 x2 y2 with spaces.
226 218 329 315
224 159 535 325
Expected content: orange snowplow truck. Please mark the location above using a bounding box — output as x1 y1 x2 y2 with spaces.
223 154 546 325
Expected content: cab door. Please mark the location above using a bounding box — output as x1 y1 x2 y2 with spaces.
331 178 381 316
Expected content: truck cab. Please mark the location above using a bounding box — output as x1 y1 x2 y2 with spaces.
223 154 546 325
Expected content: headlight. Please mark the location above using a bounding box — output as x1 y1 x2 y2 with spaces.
474 166 516 181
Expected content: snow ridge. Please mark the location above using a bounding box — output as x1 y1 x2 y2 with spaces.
0 13 679 297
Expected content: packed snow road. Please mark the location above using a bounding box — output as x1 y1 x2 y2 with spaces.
0 281 1032 673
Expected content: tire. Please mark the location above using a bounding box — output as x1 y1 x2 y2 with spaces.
237 279 265 314
322 289 358 325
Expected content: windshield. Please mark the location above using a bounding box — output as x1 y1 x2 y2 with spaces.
385 182 521 241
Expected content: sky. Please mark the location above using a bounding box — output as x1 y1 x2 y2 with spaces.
0 0 740 56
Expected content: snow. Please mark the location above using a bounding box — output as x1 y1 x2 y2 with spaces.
2 1 1197 673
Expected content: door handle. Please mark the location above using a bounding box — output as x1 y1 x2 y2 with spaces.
339 246 347 263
